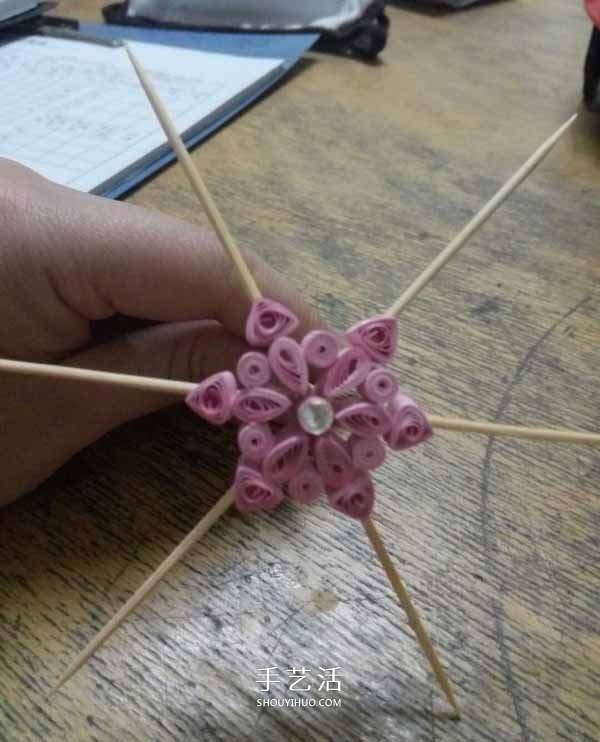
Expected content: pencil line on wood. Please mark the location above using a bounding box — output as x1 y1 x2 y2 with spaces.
362 517 461 718
51 488 235 693
124 44 261 304
385 113 577 318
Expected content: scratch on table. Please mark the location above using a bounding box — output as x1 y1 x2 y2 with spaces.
479 295 591 742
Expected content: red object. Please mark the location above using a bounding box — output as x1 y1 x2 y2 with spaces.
586 0 600 28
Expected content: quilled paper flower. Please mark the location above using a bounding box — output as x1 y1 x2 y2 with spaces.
186 298 432 519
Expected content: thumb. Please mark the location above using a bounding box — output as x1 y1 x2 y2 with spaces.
1 321 245 503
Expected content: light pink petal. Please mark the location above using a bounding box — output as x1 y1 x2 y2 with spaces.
262 429 309 484
237 351 271 388
301 330 340 368
268 337 309 395
235 463 284 512
314 433 354 489
349 435 386 471
347 316 398 363
185 371 237 425
321 346 371 398
237 423 274 461
336 401 391 437
233 387 292 423
245 299 299 347
360 367 398 404
385 391 433 450
288 463 323 504
327 473 375 520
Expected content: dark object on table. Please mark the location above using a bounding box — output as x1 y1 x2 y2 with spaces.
103 0 389 60
584 0 600 111
0 0 55 31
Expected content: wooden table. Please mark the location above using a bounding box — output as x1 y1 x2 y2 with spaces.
2 1 600 740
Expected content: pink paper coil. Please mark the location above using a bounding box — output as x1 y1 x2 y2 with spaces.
301 330 339 368
361 367 398 404
185 371 237 425
268 336 309 395
327 473 375 520
386 391 433 450
233 387 291 423
313 433 354 490
237 351 271 388
262 429 309 484
349 435 386 471
246 299 299 347
322 346 371 398
347 315 398 363
235 463 284 512
288 463 323 504
336 401 391 437
238 422 274 460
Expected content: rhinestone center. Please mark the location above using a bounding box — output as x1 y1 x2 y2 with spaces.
297 396 334 435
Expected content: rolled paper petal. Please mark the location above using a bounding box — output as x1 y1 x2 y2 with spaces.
245 299 299 347
268 337 309 395
238 422 274 461
314 432 354 490
321 346 371 398
301 330 340 368
262 429 309 484
361 367 398 404
349 435 386 471
336 401 391 438
237 351 271 388
235 463 284 512
233 387 292 423
327 473 375 520
385 391 433 450
185 371 237 425
288 463 323 504
347 316 398 363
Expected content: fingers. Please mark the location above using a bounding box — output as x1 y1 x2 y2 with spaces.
0 320 245 504
4 161 322 345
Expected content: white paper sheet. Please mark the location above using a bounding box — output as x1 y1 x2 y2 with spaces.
0 36 283 193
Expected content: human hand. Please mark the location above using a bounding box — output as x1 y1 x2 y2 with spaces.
0 160 320 505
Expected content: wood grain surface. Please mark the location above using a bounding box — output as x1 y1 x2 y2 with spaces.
2 1 600 740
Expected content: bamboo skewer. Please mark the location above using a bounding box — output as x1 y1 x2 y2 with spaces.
427 416 600 445
4 356 599 446
124 44 261 305
363 518 460 718
52 488 236 693
386 113 577 318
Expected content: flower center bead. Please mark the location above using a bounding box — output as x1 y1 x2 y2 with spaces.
297 396 334 435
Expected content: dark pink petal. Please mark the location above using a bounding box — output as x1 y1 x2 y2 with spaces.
235 463 284 512
321 346 371 398
268 337 309 395
336 401 391 437
385 391 433 450
237 422 274 461
288 463 323 504
347 316 398 363
360 367 398 404
314 433 354 489
233 387 292 423
245 299 299 347
327 473 375 520
301 330 340 368
237 351 271 388
185 371 237 425
262 429 309 483
348 435 386 471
